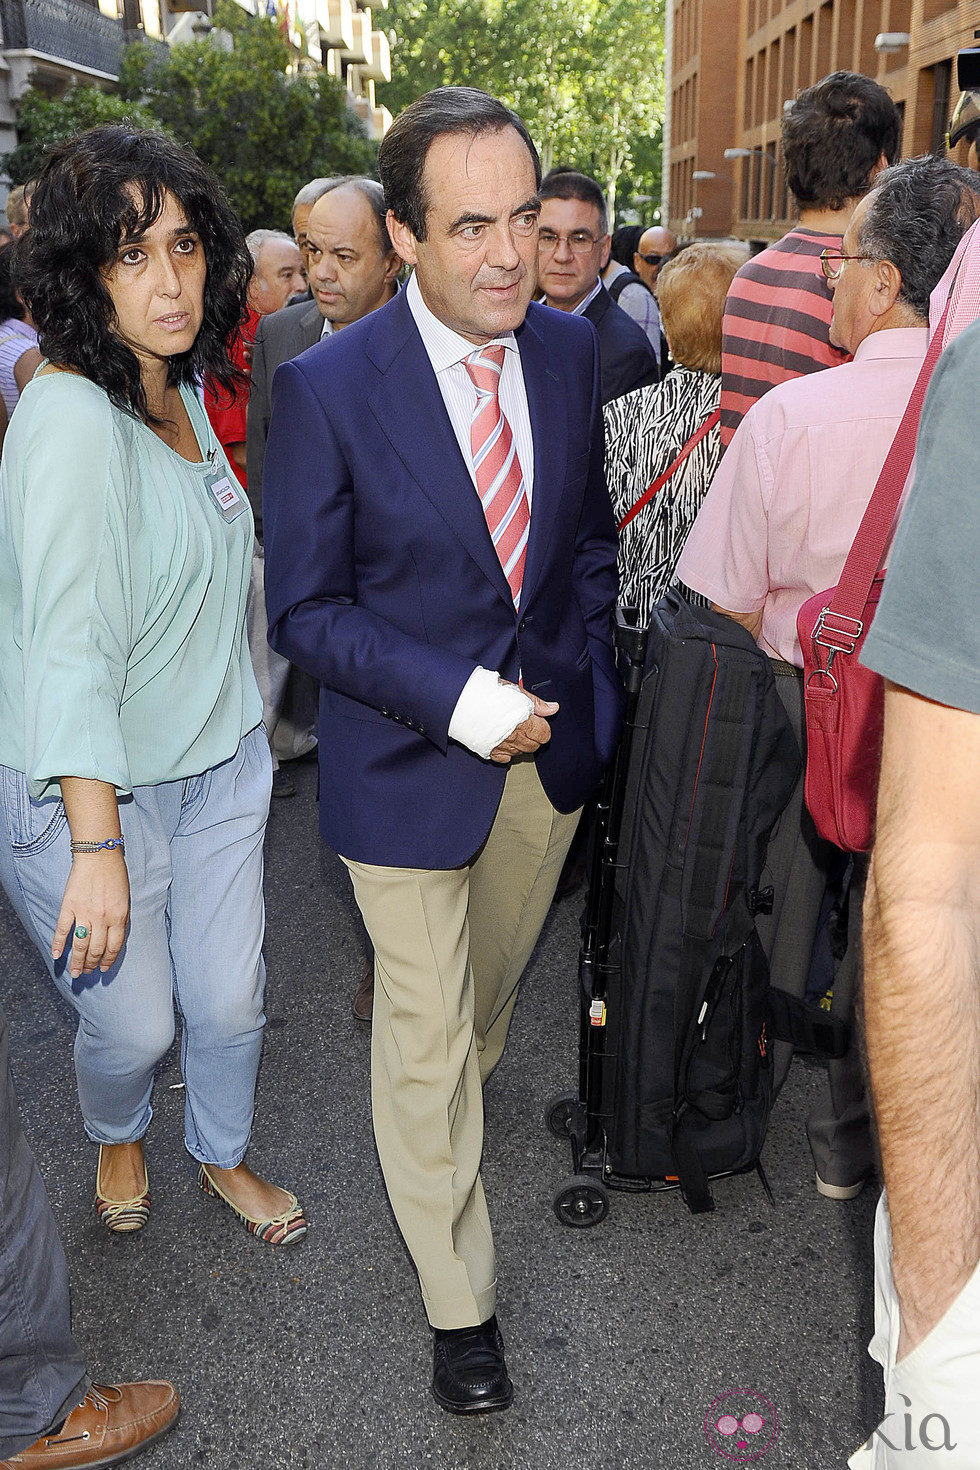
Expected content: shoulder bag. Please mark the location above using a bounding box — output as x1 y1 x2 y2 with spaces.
796 305 950 852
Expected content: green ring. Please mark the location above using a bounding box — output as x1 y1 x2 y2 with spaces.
74 925 89 940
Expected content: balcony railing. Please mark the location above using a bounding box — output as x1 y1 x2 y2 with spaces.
0 0 128 76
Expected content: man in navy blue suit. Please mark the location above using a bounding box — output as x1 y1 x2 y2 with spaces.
263 86 621 1414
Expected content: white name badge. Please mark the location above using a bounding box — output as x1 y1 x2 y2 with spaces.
205 471 247 522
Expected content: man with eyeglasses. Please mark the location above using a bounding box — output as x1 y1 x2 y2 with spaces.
678 155 980 1213
537 170 659 405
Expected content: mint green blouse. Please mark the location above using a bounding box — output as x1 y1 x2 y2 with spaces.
0 373 262 799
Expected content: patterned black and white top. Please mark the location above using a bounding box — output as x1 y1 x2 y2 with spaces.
604 366 722 627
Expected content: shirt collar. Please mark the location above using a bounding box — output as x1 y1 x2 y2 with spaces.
406 270 518 374
852 326 930 362
571 278 603 316
319 316 333 339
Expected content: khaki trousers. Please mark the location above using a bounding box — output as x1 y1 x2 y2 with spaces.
342 757 580 1330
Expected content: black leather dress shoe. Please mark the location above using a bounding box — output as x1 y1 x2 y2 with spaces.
431 1315 514 1414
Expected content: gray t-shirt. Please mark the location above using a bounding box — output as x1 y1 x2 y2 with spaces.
861 318 980 714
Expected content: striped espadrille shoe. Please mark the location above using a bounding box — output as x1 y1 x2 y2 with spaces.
95 1145 150 1234
198 1165 307 1246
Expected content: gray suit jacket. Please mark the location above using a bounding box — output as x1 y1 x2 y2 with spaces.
246 298 323 534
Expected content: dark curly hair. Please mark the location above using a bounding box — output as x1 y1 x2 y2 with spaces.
18 124 251 423
782 71 901 212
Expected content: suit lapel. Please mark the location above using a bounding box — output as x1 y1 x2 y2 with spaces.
583 285 610 329
516 309 566 610
299 303 323 352
366 297 514 607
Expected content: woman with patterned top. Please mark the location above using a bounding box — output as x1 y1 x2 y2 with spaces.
604 242 745 627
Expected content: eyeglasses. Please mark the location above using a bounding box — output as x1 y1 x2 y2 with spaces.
537 229 601 255
819 246 878 281
637 252 667 266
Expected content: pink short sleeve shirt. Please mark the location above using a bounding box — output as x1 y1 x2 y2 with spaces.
675 328 929 666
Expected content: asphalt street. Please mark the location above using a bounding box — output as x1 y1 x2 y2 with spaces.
2 759 882 1469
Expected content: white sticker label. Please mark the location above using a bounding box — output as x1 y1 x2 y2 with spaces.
209 476 241 512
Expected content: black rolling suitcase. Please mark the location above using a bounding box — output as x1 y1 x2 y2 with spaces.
549 591 845 1224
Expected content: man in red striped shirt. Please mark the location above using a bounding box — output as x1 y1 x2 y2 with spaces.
720 71 901 448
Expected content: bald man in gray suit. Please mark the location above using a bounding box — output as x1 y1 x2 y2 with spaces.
247 178 400 528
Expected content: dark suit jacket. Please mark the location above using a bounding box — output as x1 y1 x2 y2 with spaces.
262 288 623 869
245 298 323 533
582 282 661 405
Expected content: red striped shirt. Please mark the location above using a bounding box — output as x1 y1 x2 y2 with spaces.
720 228 848 448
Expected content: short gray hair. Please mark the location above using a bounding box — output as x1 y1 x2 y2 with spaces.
314 176 393 255
245 228 296 266
857 156 980 320
291 177 337 220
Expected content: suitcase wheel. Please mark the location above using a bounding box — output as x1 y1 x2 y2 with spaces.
544 1090 584 1140
553 1174 610 1229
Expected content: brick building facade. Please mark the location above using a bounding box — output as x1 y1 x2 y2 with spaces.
665 0 980 244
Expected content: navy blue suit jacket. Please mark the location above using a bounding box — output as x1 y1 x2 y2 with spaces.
262 288 622 868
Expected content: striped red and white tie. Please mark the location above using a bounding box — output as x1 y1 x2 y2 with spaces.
464 344 529 607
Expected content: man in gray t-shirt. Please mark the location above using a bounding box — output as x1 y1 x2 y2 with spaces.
853 319 980 1466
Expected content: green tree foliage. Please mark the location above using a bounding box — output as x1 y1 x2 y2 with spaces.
4 2 375 233
3 83 157 185
380 0 663 219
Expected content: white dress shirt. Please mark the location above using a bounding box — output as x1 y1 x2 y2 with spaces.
319 316 334 340
405 271 534 497
405 271 537 759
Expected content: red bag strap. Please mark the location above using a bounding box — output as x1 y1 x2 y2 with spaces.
822 300 952 642
617 408 721 532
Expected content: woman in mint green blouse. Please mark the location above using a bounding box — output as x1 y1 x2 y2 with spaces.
0 126 306 1246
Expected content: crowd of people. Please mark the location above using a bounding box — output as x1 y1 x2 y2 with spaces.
0 63 978 1470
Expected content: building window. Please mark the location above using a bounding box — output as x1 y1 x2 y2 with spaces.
931 59 952 154
895 98 906 154
798 14 812 89
815 1 832 82
922 0 957 19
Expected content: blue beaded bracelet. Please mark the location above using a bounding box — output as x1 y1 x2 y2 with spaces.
69 837 125 855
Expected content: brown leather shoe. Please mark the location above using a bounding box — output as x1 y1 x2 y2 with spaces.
2 1382 179 1468
353 955 374 1023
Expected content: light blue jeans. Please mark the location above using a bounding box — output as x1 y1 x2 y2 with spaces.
0 727 272 1168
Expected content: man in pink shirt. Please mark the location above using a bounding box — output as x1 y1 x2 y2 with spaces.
677 156 980 1200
